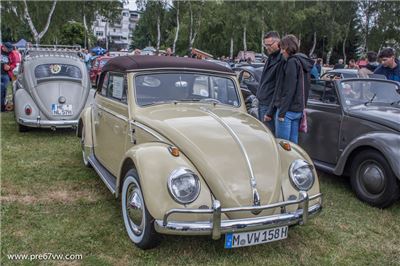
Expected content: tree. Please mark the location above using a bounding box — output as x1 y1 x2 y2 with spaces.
59 21 85 46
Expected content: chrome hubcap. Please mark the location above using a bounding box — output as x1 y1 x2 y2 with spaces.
126 184 144 235
359 161 385 195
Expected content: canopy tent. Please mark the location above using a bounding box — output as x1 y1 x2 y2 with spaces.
91 46 107 55
14 39 27 48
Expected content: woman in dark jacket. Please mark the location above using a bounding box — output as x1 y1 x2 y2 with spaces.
266 35 313 143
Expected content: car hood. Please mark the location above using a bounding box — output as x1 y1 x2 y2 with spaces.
347 105 400 132
136 104 282 218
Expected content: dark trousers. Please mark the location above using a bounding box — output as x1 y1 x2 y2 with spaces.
1 74 10 112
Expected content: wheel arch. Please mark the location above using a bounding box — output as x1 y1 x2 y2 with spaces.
334 132 400 180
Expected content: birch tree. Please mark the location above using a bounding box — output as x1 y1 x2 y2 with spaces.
23 0 57 45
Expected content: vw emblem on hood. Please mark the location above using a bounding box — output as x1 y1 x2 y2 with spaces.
58 96 66 104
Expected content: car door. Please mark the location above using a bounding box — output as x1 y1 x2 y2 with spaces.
92 72 130 176
299 79 343 165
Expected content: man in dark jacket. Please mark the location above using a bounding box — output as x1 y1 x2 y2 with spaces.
374 48 400 82
256 31 283 132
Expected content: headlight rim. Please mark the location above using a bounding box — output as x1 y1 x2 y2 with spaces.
167 167 201 205
289 159 315 191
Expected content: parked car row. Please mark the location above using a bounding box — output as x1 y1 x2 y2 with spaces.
235 64 400 208
12 48 399 250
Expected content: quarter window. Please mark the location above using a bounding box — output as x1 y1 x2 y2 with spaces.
309 80 338 104
103 73 128 103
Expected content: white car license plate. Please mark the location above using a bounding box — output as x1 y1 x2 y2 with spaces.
224 226 288 248
52 104 73 116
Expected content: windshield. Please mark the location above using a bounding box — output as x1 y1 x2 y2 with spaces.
339 80 400 106
135 73 240 107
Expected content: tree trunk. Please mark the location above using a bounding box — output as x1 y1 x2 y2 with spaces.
298 33 301 49
23 0 57 45
243 25 247 52
342 19 351 64
309 31 317 57
172 1 179 54
230 36 234 60
105 20 109 50
326 47 333 65
261 30 264 54
156 15 161 53
188 2 193 53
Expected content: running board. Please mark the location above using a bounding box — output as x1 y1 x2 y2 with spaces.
313 160 336 174
88 154 117 195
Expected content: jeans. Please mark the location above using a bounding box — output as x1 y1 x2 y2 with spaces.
275 110 303 144
1 74 10 112
258 103 274 133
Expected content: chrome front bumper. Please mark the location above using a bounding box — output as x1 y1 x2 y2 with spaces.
19 117 78 128
155 191 322 240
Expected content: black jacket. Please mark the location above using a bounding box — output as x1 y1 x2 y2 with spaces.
270 53 314 118
256 50 284 105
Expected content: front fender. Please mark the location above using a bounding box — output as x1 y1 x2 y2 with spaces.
276 139 321 212
334 132 400 179
119 143 214 221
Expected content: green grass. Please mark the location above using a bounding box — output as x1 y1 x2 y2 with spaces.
1 111 399 266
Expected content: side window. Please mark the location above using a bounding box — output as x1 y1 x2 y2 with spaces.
309 80 338 104
106 73 128 103
193 76 209 97
101 72 109 96
242 71 255 83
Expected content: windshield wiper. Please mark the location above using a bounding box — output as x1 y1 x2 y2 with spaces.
364 93 376 106
390 100 400 106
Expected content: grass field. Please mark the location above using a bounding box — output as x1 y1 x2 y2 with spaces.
1 111 399 266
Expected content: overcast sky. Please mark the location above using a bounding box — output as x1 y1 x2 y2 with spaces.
124 1 138 11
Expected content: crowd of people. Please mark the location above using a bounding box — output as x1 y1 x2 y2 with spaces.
256 31 400 144
1 42 21 112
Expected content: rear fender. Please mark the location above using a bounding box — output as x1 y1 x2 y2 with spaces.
78 107 93 149
14 89 40 121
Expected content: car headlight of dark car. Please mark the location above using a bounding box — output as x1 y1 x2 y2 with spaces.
289 159 315 191
168 168 201 204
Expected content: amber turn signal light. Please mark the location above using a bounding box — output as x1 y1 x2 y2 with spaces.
279 141 291 151
168 146 180 157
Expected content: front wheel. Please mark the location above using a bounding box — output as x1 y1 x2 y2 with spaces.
350 150 399 208
121 169 160 249
18 123 29 132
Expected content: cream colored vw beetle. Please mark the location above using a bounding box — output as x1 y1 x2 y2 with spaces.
78 56 322 249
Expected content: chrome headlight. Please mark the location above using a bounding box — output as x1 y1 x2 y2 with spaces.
168 168 201 204
289 159 315 191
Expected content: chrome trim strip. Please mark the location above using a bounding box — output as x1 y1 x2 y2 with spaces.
155 192 323 238
132 121 164 141
95 103 129 122
88 156 116 195
200 107 260 207
19 117 78 127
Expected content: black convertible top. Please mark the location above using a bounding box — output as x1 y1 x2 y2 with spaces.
102 55 234 74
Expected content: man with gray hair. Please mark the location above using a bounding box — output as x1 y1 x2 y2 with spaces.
256 31 283 132
333 58 345 69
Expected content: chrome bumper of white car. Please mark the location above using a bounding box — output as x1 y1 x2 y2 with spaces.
19 117 78 128
154 191 322 239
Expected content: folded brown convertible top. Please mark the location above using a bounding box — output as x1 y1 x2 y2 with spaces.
102 55 233 74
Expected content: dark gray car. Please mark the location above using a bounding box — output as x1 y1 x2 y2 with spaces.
299 78 400 208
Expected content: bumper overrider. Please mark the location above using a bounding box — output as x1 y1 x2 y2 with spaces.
19 117 78 128
155 191 322 240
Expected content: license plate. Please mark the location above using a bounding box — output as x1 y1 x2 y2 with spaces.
51 104 73 116
224 226 288 248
